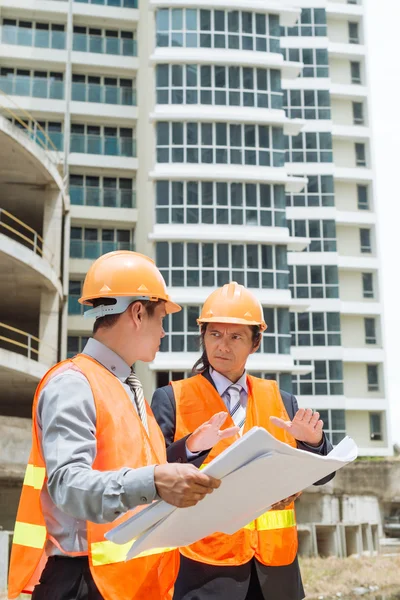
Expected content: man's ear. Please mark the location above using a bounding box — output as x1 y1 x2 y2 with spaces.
250 335 261 355
128 301 145 326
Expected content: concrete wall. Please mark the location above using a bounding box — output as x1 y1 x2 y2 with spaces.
335 181 358 211
346 410 387 450
332 459 400 504
341 315 381 349
0 416 31 465
332 98 355 127
339 270 379 302
343 363 383 398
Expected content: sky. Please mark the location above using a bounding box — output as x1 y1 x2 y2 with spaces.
365 0 400 445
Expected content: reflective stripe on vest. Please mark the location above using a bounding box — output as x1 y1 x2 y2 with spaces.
23 464 46 490
244 509 296 532
13 522 46 549
91 540 175 567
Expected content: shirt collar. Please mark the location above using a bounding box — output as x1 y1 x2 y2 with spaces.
209 367 248 396
82 338 131 381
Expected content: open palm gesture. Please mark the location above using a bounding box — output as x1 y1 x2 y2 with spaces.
186 412 239 453
270 408 324 446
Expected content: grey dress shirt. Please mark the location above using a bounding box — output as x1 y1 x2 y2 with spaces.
37 338 159 555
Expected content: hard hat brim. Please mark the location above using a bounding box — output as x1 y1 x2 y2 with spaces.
197 316 267 332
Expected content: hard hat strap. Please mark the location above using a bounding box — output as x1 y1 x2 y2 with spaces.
84 296 152 319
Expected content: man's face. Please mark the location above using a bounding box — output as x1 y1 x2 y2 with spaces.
204 323 258 381
138 302 167 362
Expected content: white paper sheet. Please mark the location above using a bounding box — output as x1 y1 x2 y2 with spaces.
106 427 357 560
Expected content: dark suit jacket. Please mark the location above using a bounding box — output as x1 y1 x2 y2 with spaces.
151 370 335 600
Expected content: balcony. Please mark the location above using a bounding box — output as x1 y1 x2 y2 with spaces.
70 134 136 157
71 82 136 106
70 186 136 208
72 34 136 57
0 23 66 50
0 74 64 101
0 209 53 264
69 239 134 260
75 0 137 6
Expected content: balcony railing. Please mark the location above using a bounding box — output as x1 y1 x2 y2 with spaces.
72 82 135 105
73 34 136 56
0 75 64 100
0 209 54 264
1 26 66 50
70 186 136 208
0 88 62 161
70 240 134 259
0 322 39 360
70 134 136 157
75 0 138 6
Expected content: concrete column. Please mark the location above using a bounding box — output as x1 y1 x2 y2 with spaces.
38 291 59 366
135 0 159 397
0 531 9 598
135 0 156 260
42 190 63 277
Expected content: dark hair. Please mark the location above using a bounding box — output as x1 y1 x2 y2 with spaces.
92 298 164 335
192 323 262 374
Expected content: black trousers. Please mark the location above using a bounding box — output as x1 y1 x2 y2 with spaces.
173 555 304 600
31 556 103 600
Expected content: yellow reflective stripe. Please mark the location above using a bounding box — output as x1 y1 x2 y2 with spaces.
91 540 175 567
13 522 47 549
23 464 46 490
244 509 296 532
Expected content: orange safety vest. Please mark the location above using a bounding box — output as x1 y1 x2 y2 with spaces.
8 354 178 600
172 374 298 567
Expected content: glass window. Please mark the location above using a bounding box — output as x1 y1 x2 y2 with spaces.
364 317 377 344
157 241 288 289
286 175 334 208
155 8 279 53
348 21 359 44
369 413 383 441
360 228 372 253
353 101 364 125
156 122 284 167
282 7 327 37
291 312 341 347
290 265 339 299
362 273 374 298
288 219 336 252
315 409 346 445
357 185 369 210
355 143 366 166
155 180 286 227
351 61 361 84
285 132 333 163
283 88 331 120
367 365 379 392
292 360 343 396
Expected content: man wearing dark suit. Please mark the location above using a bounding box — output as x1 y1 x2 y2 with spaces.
151 282 335 600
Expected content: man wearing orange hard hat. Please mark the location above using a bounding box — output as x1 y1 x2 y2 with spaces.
8 251 238 600
152 281 335 600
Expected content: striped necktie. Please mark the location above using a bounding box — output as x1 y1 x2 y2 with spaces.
126 370 149 435
227 383 246 430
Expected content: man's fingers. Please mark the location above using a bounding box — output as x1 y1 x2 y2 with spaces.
269 416 290 431
218 426 240 439
310 411 320 427
293 408 305 422
315 419 324 432
303 408 313 424
191 472 221 489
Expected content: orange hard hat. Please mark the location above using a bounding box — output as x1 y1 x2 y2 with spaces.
79 251 181 317
197 282 267 331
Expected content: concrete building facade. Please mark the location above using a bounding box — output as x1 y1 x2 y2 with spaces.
0 0 390 463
